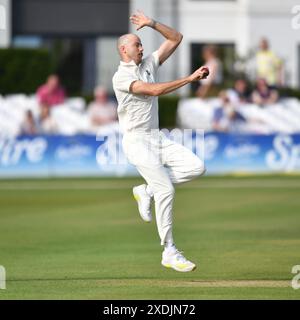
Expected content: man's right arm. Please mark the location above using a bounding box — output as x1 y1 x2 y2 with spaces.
130 66 209 97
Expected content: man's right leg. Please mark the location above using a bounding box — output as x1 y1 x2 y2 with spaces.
135 163 175 246
132 184 153 222
122 133 174 246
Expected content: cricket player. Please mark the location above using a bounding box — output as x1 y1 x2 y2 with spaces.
112 11 208 272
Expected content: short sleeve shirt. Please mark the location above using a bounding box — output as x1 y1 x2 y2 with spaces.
256 50 281 86
112 51 160 133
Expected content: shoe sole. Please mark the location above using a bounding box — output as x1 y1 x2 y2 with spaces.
161 262 197 272
133 189 152 223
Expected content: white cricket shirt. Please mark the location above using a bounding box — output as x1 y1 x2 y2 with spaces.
112 51 160 133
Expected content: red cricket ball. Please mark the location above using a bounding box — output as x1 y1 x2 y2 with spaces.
202 67 209 77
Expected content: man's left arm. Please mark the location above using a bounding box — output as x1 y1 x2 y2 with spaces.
130 11 183 65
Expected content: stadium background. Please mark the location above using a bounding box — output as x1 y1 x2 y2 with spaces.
0 0 300 300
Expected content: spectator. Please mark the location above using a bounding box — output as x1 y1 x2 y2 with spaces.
36 74 66 108
38 105 58 134
251 78 279 106
87 86 117 128
196 45 223 98
19 110 38 135
227 78 251 107
256 38 283 87
212 91 246 132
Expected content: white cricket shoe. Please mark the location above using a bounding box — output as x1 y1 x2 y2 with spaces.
132 184 152 223
162 247 196 272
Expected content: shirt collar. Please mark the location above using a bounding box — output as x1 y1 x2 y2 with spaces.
120 60 139 67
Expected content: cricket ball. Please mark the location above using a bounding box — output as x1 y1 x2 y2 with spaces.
202 67 209 77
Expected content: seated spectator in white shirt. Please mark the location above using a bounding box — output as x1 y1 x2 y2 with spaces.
251 78 279 107
88 86 117 130
38 104 58 134
19 110 38 135
227 79 251 108
212 91 246 132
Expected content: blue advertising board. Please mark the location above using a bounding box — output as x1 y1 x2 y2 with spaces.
0 132 300 178
204 132 300 174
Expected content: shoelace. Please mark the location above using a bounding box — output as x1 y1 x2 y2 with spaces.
174 250 188 263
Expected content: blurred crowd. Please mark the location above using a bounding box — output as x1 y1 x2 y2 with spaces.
196 37 283 99
193 37 287 133
18 75 117 136
0 37 298 136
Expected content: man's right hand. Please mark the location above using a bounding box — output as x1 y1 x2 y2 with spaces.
189 66 209 82
130 10 153 30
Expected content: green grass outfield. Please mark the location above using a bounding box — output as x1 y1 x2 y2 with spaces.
0 175 300 300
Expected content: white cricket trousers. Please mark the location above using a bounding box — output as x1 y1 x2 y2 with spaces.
122 131 205 246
